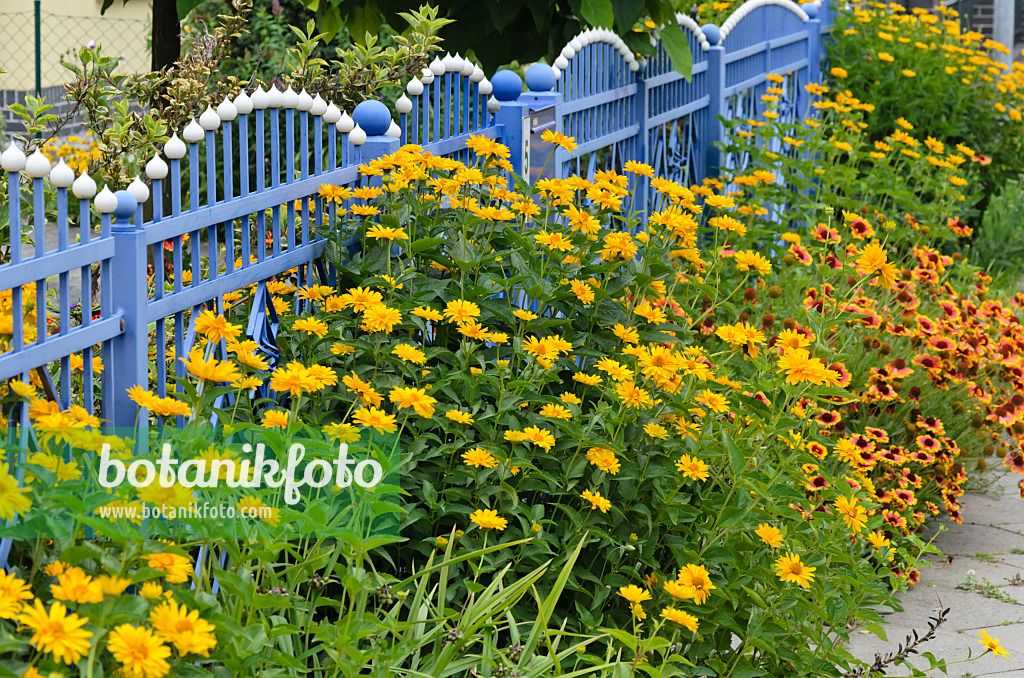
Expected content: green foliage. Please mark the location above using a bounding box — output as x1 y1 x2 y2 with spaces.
297 0 693 76
966 175 1024 291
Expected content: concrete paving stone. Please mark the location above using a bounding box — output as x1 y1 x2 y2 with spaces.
847 469 1024 677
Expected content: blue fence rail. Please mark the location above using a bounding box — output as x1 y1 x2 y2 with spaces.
0 0 833 432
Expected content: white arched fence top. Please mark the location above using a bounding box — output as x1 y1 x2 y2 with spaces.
673 13 712 52
553 27 640 78
718 0 810 43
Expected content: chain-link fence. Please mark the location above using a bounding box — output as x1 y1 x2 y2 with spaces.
0 9 150 90
0 8 149 141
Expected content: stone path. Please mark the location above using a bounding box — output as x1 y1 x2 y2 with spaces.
847 469 1024 677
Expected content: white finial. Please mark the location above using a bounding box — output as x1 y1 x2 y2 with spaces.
487 96 500 114
554 56 569 69
199 106 220 130
407 78 424 96
310 94 328 116
461 58 474 76
441 53 456 71
251 85 269 110
570 36 583 51
72 171 97 199
164 133 187 159
281 86 299 108
25 149 52 178
1 142 27 172
561 45 576 59
323 102 341 124
553 67 562 80
145 154 169 180
296 88 313 111
395 94 412 114
95 186 118 213
385 120 401 137
629 61 640 72
336 111 354 133
128 176 150 203
183 119 204 143
49 159 75 187
420 67 434 85
267 84 283 108
451 53 466 73
217 97 238 121
234 91 253 114
349 124 366 146
429 57 445 76
478 78 492 96
470 65 484 83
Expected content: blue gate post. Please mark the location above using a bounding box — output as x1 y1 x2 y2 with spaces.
800 5 822 118
633 60 649 222
519 64 561 186
702 24 726 180
108 189 148 431
491 71 530 179
351 100 402 176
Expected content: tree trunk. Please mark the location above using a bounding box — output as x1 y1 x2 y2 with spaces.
151 0 180 72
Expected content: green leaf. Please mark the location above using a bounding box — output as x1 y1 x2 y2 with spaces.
177 0 205 18
659 24 694 82
612 0 644 31
580 0 615 28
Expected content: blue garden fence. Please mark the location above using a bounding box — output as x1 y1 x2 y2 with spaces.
0 0 834 432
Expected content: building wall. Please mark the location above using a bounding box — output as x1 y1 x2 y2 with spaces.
0 0 151 91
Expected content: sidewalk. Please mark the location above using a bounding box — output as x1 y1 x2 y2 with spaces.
846 469 1024 677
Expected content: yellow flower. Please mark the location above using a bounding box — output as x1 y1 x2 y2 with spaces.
513 309 538 321
644 422 669 439
774 552 816 588
462 447 499 468
834 495 868 533
539 403 572 420
675 454 710 482
150 600 218 657
107 623 172 678
540 129 578 153
443 299 481 325
193 309 242 343
660 607 698 632
19 600 93 665
51 567 104 604
0 462 32 520
581 489 612 512
612 323 640 344
694 390 729 413
755 523 784 548
412 306 444 323
0 570 33 619
261 410 290 428
733 250 772 276
392 343 426 365
293 317 329 338
179 348 240 384
352 406 398 433
361 304 402 333
96 575 132 596
676 564 716 604
830 66 848 78
585 447 620 474
977 629 1010 659
616 584 652 604
145 552 193 584
389 386 437 418
776 348 829 385
469 508 507 530
445 409 473 424
139 582 166 599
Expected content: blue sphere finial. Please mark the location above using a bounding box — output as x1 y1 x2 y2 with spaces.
352 100 392 136
491 70 523 102
701 24 721 46
804 3 818 18
112 190 138 221
525 63 556 92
